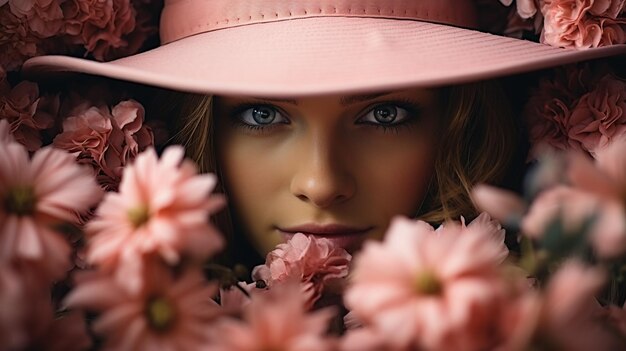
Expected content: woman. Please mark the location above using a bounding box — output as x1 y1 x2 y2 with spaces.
9 1 626 350
158 80 519 264
23 0 626 261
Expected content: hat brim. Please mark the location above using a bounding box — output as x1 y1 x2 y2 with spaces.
22 17 626 97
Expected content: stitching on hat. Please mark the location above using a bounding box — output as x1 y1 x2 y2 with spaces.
166 2 473 42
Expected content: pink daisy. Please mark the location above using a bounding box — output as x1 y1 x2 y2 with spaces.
64 263 220 351
501 260 621 351
344 216 509 351
209 281 337 351
0 261 90 351
85 146 225 292
522 139 626 257
0 122 102 280
252 233 351 308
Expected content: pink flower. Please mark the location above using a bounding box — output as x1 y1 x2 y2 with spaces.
501 260 620 351
524 66 586 155
523 63 626 157
0 262 90 351
605 302 626 338
500 0 539 18
97 0 160 61
105 100 154 182
31 311 92 351
62 0 137 61
541 0 626 49
0 80 58 151
344 216 509 351
252 233 351 309
566 140 626 256
0 127 103 280
0 8 43 71
53 99 153 191
53 104 114 171
85 146 225 292
65 264 220 351
476 0 542 38
472 184 527 225
521 185 601 235
0 265 27 350
567 74 626 153
208 281 336 351
340 327 395 351
219 281 257 312
7 0 64 38
0 113 14 142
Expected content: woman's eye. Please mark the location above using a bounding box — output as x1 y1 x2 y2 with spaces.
239 106 288 126
359 104 411 125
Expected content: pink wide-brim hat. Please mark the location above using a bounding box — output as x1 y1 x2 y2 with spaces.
22 0 626 97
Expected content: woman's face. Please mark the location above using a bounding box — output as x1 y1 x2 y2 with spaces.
215 88 440 255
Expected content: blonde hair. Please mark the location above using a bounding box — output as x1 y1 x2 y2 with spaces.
153 80 519 240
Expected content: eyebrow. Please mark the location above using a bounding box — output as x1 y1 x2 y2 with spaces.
251 92 391 107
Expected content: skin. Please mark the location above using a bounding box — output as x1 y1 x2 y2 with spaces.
215 88 441 255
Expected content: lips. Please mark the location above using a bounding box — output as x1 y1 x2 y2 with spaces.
276 224 373 251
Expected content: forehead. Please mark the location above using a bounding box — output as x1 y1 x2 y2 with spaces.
216 87 439 107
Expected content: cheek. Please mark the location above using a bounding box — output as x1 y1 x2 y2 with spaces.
217 133 288 251
353 131 436 219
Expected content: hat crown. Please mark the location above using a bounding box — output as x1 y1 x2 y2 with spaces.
160 0 479 44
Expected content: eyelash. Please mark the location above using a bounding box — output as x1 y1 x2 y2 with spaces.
228 99 423 134
228 102 288 134
357 99 423 134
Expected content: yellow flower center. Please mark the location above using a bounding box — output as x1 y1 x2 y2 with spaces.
127 205 150 228
4 186 36 216
414 270 442 296
146 297 175 332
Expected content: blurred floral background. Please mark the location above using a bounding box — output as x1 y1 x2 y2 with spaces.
1 0 626 350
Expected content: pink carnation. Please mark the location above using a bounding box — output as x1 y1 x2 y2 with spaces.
0 8 42 71
53 99 153 191
0 80 58 151
523 64 626 157
541 0 626 49
62 0 137 61
567 74 626 153
252 233 351 309
524 66 586 155
344 216 509 351
65 264 220 351
0 123 103 280
7 0 64 38
209 281 336 351
53 104 113 171
96 0 160 61
85 146 225 292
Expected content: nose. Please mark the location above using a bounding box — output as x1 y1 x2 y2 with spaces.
289 134 356 208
